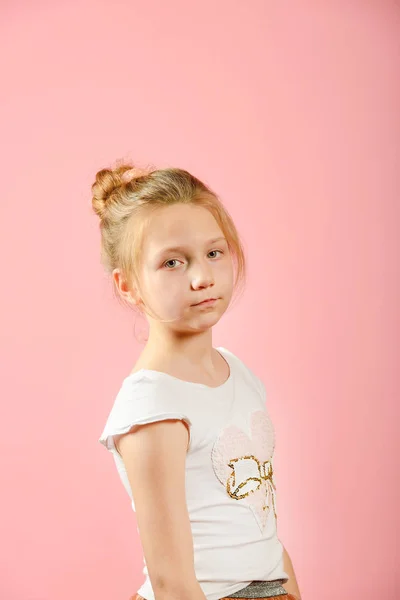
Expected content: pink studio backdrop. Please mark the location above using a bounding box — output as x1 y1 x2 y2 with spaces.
1 2 399 599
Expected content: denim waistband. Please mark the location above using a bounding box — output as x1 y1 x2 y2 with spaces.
225 579 288 598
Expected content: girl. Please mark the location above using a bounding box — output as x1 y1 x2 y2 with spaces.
93 162 302 600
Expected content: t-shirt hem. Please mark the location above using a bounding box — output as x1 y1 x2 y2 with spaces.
136 577 288 600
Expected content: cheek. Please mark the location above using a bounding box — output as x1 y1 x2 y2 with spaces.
217 260 234 286
152 275 186 308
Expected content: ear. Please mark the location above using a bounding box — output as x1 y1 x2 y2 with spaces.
112 268 141 306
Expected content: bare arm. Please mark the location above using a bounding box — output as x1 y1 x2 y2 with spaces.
116 418 207 600
281 545 302 600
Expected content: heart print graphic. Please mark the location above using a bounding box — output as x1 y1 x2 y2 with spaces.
211 410 277 533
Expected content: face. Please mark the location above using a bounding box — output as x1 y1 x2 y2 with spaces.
133 203 234 333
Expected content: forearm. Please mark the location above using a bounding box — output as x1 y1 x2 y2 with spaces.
153 578 207 600
281 545 302 599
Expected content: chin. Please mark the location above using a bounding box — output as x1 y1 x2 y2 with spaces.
195 311 224 328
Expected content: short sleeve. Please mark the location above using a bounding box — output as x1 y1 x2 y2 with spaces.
98 373 193 453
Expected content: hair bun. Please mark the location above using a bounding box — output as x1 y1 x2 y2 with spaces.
91 164 147 221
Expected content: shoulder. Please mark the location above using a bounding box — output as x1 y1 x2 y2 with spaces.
109 370 181 417
219 346 266 398
119 369 165 398
99 371 193 452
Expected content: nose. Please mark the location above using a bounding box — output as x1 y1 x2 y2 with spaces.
191 262 215 290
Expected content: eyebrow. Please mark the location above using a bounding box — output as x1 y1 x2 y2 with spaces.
155 236 227 258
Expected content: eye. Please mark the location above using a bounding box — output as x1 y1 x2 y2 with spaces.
163 259 182 269
162 250 224 270
208 249 224 259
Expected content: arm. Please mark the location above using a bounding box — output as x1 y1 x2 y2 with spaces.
281 545 302 600
117 418 207 600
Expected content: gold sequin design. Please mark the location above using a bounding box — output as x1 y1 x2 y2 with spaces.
226 454 277 520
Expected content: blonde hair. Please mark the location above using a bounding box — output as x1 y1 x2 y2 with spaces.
91 160 246 321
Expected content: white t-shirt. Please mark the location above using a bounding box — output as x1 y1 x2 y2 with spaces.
99 347 289 600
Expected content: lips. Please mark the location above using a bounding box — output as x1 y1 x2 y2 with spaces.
193 298 218 306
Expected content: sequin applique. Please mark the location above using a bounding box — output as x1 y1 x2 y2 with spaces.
211 410 277 533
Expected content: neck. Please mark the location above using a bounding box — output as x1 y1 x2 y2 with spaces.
141 328 217 370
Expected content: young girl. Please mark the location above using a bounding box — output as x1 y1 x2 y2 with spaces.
93 162 302 600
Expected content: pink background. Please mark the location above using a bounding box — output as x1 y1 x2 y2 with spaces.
1 1 399 599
